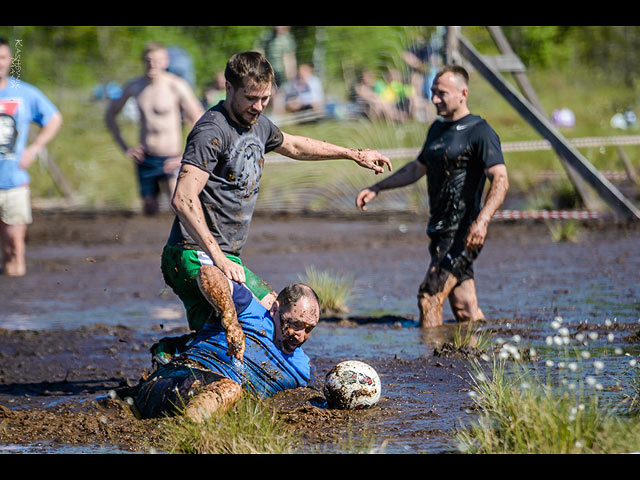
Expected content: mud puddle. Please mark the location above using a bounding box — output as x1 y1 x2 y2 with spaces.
1 211 639 453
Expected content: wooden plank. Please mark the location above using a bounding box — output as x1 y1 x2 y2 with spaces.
457 34 640 220
484 26 605 211
483 54 527 73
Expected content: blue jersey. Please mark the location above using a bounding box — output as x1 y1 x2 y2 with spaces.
183 284 312 398
0 78 59 189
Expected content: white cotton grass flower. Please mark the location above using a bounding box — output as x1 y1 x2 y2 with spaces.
546 360 555 367
615 348 623 355
607 333 615 342
594 361 605 373
568 362 578 372
553 336 563 346
576 333 585 342
630 359 637 368
475 372 488 383
558 327 570 337
511 334 522 344
551 320 562 330
586 376 597 386
480 354 490 362
529 348 537 358
567 382 577 391
605 318 612 327
545 336 553 346
580 351 591 359
588 332 598 341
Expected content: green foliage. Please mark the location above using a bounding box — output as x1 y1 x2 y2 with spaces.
457 358 640 453
299 265 355 315
161 394 298 454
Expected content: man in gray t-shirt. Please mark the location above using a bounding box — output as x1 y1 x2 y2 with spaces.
159 51 391 339
167 100 283 256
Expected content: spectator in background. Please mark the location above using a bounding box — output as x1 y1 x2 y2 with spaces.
350 69 403 122
283 64 325 115
0 37 63 276
203 71 227 109
373 68 415 122
403 38 442 121
105 42 204 216
255 26 297 114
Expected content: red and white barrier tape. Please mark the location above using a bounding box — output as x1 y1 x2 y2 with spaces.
493 210 601 220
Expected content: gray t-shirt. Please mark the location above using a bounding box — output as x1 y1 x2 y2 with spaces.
167 102 284 255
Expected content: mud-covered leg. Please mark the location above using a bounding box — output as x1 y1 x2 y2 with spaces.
197 265 245 361
448 278 485 323
417 266 459 328
184 377 243 423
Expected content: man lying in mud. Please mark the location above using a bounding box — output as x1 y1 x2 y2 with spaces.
133 264 320 422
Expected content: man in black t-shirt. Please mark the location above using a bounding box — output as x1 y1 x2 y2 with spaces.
356 65 509 328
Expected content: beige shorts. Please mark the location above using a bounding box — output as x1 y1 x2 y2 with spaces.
0 186 32 225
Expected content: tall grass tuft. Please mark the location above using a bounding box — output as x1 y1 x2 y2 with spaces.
546 219 583 243
456 354 640 453
299 265 355 315
160 394 298 454
453 323 492 352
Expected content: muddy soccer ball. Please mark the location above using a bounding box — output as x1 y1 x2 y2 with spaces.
323 360 381 410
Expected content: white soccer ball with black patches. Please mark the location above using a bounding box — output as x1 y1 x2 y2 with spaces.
323 360 381 410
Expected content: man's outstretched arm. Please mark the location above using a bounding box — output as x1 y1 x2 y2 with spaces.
274 132 392 174
356 159 427 210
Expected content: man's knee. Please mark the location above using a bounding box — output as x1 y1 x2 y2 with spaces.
185 378 242 423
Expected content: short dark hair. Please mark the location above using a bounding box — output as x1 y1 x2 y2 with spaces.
225 51 275 89
435 64 469 87
0 37 9 49
276 284 320 312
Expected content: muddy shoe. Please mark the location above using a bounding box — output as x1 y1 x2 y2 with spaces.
150 332 197 368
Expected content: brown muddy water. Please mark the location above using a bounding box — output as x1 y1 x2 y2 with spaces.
1 210 639 454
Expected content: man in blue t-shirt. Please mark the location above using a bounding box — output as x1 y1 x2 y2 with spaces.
0 37 62 276
356 65 509 328
133 264 320 422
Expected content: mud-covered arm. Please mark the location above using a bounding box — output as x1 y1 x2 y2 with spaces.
466 163 509 251
197 265 245 362
274 132 392 174
171 164 247 283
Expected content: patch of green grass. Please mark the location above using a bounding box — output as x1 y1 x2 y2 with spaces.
456 358 640 454
160 394 298 454
546 219 583 243
299 265 355 315
453 323 492 352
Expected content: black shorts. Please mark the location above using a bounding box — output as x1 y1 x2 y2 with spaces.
421 231 481 294
134 358 226 419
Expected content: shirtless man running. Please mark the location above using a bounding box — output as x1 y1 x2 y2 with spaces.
106 42 204 215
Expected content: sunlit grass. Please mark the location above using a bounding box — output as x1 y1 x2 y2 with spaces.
299 265 355 315
456 316 640 454
545 219 583 243
160 394 298 454
452 323 492 352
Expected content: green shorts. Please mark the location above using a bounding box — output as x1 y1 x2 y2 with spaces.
161 244 274 331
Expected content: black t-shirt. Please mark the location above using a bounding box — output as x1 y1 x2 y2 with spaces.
168 102 284 255
418 114 504 236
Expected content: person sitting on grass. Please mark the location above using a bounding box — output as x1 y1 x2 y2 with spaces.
132 265 320 422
